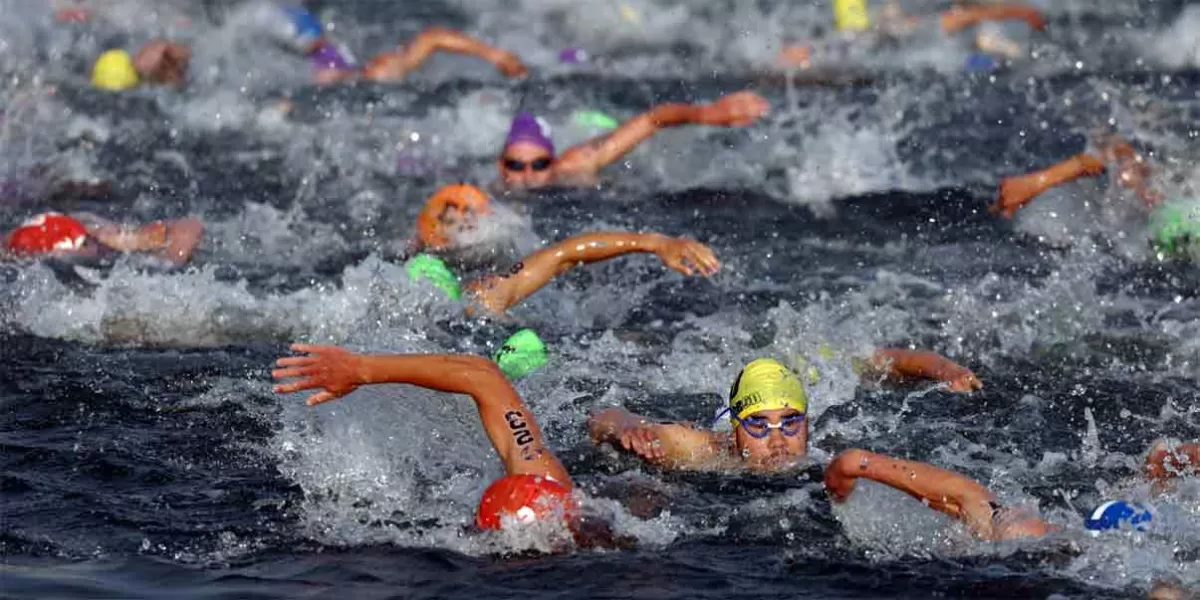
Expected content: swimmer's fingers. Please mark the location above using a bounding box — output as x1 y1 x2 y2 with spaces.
273 377 319 394
685 242 721 276
306 391 341 406
271 366 317 381
275 356 316 369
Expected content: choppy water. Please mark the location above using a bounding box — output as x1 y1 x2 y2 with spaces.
2 1 1199 598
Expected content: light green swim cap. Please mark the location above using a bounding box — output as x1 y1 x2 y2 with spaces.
406 254 461 300
573 110 618 130
1148 198 1200 257
494 329 547 379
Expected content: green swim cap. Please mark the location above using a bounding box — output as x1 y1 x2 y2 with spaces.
1148 198 1200 257
573 110 618 130
494 329 547 379
406 254 461 300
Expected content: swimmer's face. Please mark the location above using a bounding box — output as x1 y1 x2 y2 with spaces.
499 141 554 189
133 40 190 85
734 408 808 471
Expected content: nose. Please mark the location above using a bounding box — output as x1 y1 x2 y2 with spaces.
766 427 788 449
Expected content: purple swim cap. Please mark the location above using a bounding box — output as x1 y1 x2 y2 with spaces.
309 40 355 71
504 113 554 156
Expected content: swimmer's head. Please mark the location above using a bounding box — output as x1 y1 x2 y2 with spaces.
283 5 323 53
1083 500 1154 534
494 329 548 379
725 358 809 469
406 254 462 300
132 40 190 85
92 49 140 91
5 212 88 255
415 184 492 250
499 113 555 188
476 474 576 531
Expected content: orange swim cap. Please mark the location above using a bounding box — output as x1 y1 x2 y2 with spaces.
5 213 88 255
475 474 575 530
415 184 491 250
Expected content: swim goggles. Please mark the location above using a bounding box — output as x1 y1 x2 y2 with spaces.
501 157 552 172
713 408 807 439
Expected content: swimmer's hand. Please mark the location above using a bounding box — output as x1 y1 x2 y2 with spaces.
272 344 362 405
824 449 865 503
945 369 983 393
696 92 770 127
654 237 721 277
776 45 813 70
619 425 668 461
134 40 190 86
490 50 528 78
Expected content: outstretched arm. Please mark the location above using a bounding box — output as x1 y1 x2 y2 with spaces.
362 27 527 82
554 91 769 178
939 3 1047 33
272 344 570 484
86 218 203 266
991 152 1106 218
466 231 720 315
825 449 1051 540
865 349 982 392
588 408 723 469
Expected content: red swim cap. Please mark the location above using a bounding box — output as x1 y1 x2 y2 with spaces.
5 213 88 255
475 474 575 531
416 184 491 250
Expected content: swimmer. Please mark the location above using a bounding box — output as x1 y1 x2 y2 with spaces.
497 91 770 189
990 135 1200 258
2 212 203 266
247 3 526 85
91 41 191 91
993 134 1164 217
778 1 1047 70
826 437 1200 542
413 227 720 316
271 345 623 546
588 354 980 473
395 184 719 315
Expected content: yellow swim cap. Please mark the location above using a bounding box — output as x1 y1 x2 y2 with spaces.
728 358 808 424
92 49 139 91
833 0 871 32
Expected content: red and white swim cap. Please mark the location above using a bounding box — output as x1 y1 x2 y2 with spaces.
475 474 575 530
5 213 88 255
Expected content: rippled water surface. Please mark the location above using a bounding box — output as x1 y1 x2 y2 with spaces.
2 1 1199 598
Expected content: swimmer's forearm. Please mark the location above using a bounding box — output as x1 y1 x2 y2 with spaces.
939 3 1045 33
871 349 967 382
588 408 645 442
354 354 503 394
406 27 509 66
829 449 997 536
88 222 168 252
484 232 668 308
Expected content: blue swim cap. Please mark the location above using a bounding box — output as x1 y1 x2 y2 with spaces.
1083 500 1153 533
964 53 998 73
283 5 323 49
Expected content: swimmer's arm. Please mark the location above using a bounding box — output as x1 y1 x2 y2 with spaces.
939 3 1047 33
467 231 719 314
86 218 203 265
992 152 1106 218
588 408 722 468
825 449 1000 538
363 27 526 81
556 91 769 176
272 345 571 484
865 349 982 393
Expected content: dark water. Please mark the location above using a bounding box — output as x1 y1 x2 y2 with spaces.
2 1 1200 598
